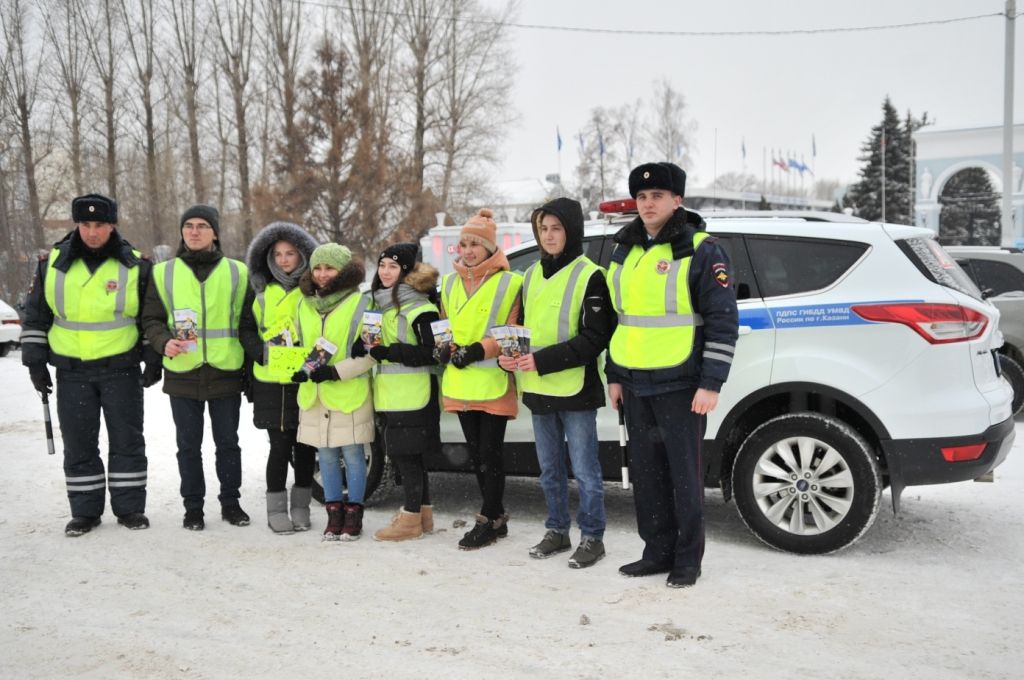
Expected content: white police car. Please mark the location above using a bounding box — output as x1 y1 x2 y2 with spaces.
335 206 1015 555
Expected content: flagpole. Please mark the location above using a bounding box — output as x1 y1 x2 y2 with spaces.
762 146 767 197
713 127 718 207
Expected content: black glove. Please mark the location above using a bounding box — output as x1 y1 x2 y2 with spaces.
29 365 52 395
308 365 338 383
290 370 309 383
142 362 162 388
351 342 368 358
369 344 390 362
432 342 453 365
450 342 484 369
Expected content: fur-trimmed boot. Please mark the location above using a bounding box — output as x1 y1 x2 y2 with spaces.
266 491 294 534
290 485 312 532
373 509 423 542
420 505 434 534
323 502 344 541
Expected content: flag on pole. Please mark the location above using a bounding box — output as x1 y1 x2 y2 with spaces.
741 137 747 161
578 133 585 155
557 127 563 152
812 134 817 159
598 130 605 157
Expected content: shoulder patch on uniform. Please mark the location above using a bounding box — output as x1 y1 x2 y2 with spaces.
712 262 730 287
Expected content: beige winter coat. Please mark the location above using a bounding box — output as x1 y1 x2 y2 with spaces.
296 354 377 448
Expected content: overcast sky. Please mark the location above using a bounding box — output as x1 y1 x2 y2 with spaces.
487 0 1023 194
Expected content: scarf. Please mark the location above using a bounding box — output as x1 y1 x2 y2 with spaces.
267 250 307 291
309 288 353 314
372 283 426 313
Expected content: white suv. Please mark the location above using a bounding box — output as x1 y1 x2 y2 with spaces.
336 208 1015 555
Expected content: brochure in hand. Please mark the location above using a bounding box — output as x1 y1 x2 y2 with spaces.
173 308 199 353
301 337 338 375
261 316 296 348
361 311 383 350
430 319 452 351
488 325 530 358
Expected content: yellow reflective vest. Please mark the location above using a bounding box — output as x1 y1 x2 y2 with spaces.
295 291 371 414
607 232 709 370
518 255 602 397
372 300 438 412
44 249 140 361
251 283 304 384
153 257 247 372
440 270 522 402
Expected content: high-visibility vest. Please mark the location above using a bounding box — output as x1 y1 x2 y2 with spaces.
440 270 522 401
517 255 602 397
607 232 709 370
295 291 371 414
153 257 247 372
372 300 438 412
43 249 141 361
251 282 304 384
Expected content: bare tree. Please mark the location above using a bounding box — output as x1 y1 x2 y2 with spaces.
214 0 256 243
647 78 695 171
1 0 45 249
79 0 121 198
168 0 207 203
43 0 88 194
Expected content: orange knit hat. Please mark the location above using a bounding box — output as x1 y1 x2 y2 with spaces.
459 208 498 254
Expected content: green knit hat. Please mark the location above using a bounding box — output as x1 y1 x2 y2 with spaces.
309 243 352 271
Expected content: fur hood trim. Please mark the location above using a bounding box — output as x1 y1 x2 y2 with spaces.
246 221 319 293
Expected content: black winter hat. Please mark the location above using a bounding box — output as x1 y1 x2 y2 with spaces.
628 162 686 198
180 204 220 238
72 193 118 224
378 242 419 272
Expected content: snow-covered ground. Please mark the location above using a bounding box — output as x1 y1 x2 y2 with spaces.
1 353 1022 680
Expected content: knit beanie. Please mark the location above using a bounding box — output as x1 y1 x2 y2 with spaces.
378 242 419 272
310 243 353 271
459 208 498 254
180 204 221 239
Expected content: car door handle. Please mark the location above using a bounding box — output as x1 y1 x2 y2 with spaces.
738 325 752 336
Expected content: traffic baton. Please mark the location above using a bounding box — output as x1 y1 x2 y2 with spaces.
618 400 629 490
41 391 55 455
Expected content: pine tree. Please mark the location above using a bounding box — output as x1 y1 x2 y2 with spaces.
844 97 914 224
938 168 1001 245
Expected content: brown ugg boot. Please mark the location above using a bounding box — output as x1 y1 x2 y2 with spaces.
373 509 423 542
420 505 434 534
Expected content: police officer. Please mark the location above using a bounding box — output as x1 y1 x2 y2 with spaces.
142 204 251 531
606 162 739 588
20 193 157 536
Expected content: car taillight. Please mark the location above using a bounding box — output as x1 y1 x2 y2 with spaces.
599 199 636 214
941 443 986 462
1 319 19 325
850 303 988 344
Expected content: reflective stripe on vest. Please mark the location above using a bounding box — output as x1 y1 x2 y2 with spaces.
44 249 141 360
296 292 371 413
154 257 247 372
607 232 709 370
251 283 304 384
440 270 522 401
518 256 601 397
372 300 437 412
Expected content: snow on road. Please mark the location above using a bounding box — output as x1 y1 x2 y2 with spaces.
0 354 1021 679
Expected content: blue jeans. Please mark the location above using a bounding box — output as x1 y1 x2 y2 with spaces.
318 444 367 504
532 409 606 540
169 395 242 512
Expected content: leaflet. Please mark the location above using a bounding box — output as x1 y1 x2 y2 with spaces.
173 308 198 353
361 311 383 350
430 319 452 351
301 337 338 375
489 325 530 358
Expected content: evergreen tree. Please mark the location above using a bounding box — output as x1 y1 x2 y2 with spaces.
844 97 913 224
938 168 1001 245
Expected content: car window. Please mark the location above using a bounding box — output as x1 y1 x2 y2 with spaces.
746 236 868 298
967 259 1024 296
506 236 604 274
900 238 983 300
715 235 757 300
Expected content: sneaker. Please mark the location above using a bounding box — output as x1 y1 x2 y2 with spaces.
339 503 363 541
568 538 606 569
529 530 571 559
666 567 701 588
183 510 205 531
458 514 506 550
65 516 101 537
221 504 251 527
116 513 150 530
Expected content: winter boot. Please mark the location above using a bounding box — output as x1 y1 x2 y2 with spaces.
420 505 434 534
116 513 150 531
266 491 293 534
290 486 312 532
373 509 423 542
457 514 507 550
529 530 571 559
65 516 101 537
567 538 605 569
340 503 364 541
182 509 205 531
323 502 344 541
221 504 251 527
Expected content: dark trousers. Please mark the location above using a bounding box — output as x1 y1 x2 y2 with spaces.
623 387 705 569
56 366 146 518
265 428 316 492
169 395 242 512
457 411 509 520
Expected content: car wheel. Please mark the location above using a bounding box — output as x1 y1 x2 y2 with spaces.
998 353 1024 416
0 342 11 357
311 441 393 506
731 412 882 554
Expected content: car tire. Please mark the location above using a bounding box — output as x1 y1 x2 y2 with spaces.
0 342 11 357
731 412 882 555
310 441 394 506
998 353 1024 416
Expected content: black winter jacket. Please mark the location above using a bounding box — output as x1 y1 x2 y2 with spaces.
20 228 158 370
604 207 739 396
